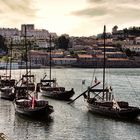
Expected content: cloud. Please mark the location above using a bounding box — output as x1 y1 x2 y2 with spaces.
87 0 140 3
0 0 39 28
71 0 140 25
69 0 140 35
87 0 105 3
0 0 37 18
72 7 109 17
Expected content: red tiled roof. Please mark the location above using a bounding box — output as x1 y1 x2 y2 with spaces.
78 54 92 58
107 58 129 61
52 58 77 60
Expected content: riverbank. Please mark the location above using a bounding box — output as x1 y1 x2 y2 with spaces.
1 59 140 69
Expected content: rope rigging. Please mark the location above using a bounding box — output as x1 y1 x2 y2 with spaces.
125 74 139 107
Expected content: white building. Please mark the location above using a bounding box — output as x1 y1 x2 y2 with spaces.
122 45 140 53
21 24 34 35
25 29 50 40
12 35 21 44
70 45 87 51
135 37 140 44
0 24 58 48
52 58 77 65
35 40 48 48
0 28 19 37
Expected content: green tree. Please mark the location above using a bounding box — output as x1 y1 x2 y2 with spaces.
125 49 133 57
58 35 69 50
1 56 9 62
21 51 28 62
0 35 8 54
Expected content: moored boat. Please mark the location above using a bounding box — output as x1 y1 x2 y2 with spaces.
13 84 54 118
13 25 54 119
0 86 15 101
0 77 16 101
39 35 75 101
69 26 140 120
14 98 54 118
85 87 140 119
0 40 16 101
84 26 140 119
40 78 74 100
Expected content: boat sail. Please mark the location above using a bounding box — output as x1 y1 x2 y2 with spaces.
14 25 54 118
39 35 75 101
69 26 140 119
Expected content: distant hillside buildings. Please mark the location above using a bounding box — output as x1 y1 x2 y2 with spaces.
0 24 140 68
0 24 57 48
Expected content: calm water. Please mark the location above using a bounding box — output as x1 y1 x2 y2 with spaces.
0 68 140 140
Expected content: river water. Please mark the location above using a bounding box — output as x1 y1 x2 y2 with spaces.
0 68 140 140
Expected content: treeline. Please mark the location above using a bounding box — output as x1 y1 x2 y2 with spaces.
0 35 8 54
123 26 140 36
55 35 70 50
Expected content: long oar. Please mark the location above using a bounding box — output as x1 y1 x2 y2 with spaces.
68 81 101 104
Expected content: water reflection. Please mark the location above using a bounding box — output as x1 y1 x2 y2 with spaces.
86 111 140 140
12 114 54 140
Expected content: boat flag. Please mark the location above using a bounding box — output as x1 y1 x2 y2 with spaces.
94 77 97 83
32 96 35 109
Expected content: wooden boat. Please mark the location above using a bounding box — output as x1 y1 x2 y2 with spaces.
0 75 15 88
40 76 75 100
85 87 140 119
69 26 140 120
13 25 54 119
14 90 54 118
0 75 15 95
0 86 15 101
0 42 16 101
39 35 75 101
14 83 54 118
0 76 16 101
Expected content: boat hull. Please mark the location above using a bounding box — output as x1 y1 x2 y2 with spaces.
14 100 54 118
41 88 75 100
88 104 140 119
15 106 53 117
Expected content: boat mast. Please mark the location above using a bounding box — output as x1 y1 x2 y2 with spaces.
9 38 13 79
49 35 52 81
25 25 28 75
5 58 8 79
5 39 8 78
29 41 32 80
103 25 106 100
24 25 29 91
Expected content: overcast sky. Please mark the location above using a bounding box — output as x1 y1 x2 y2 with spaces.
0 0 140 36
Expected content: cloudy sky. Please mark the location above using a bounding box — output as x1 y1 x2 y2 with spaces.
0 0 140 36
